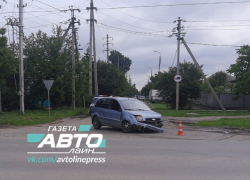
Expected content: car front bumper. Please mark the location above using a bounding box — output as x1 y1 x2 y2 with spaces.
132 122 164 133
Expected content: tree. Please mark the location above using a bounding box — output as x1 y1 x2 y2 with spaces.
23 27 88 109
97 61 138 96
202 71 233 93
227 45 250 95
109 50 132 73
0 28 18 112
141 82 154 97
155 62 202 109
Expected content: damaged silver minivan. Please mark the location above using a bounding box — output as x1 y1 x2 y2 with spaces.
90 97 164 133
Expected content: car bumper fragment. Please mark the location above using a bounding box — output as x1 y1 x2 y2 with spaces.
133 122 164 133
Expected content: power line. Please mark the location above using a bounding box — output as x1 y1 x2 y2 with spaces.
189 24 250 28
188 28 250 30
98 1 250 10
99 0 173 24
186 42 241 47
34 0 63 12
97 22 170 37
187 20 250 23
171 49 177 68
98 10 171 32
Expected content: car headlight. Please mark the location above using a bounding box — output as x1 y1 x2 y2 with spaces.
135 115 143 121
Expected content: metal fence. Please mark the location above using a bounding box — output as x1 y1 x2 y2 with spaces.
195 93 250 109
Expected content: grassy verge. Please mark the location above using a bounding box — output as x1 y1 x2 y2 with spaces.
149 103 250 117
0 108 88 126
191 118 250 129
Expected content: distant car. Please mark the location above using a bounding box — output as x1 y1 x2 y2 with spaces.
137 95 145 101
90 97 163 133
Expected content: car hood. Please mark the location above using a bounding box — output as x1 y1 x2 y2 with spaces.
126 110 161 119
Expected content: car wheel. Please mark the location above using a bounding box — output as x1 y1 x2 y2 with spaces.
92 116 101 129
121 120 133 133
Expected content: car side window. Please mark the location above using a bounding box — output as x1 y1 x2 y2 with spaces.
101 99 110 109
110 100 121 111
95 99 103 108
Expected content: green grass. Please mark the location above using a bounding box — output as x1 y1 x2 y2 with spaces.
0 108 88 126
149 103 250 117
191 118 250 129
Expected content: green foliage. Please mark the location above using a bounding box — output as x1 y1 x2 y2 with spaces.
109 50 132 73
142 62 202 109
201 71 233 93
0 28 6 36
0 28 18 84
0 28 19 112
23 28 89 109
156 62 202 109
1 26 138 111
191 117 250 129
97 61 138 97
141 82 154 96
227 45 250 95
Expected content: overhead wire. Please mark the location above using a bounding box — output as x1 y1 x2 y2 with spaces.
96 0 110 35
185 42 241 47
98 1 250 10
171 49 177 68
97 22 170 37
99 0 173 24
98 10 171 33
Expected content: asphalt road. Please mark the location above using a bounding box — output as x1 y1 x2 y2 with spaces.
0 116 250 180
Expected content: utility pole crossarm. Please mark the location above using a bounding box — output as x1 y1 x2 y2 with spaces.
181 38 226 111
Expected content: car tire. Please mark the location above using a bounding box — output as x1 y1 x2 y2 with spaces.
121 120 133 133
92 116 102 130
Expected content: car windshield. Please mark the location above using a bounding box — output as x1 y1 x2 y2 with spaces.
92 98 100 104
120 99 150 111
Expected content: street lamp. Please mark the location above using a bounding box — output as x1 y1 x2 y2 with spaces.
154 51 161 72
148 67 152 78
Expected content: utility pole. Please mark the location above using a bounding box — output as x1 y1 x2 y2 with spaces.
182 38 226 111
87 0 98 96
169 17 186 110
103 34 113 62
148 67 152 78
18 0 25 114
69 6 80 110
154 51 161 72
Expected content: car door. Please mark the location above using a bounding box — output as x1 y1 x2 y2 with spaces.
107 99 122 127
94 98 110 125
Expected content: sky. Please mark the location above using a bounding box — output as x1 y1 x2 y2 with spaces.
1 0 250 91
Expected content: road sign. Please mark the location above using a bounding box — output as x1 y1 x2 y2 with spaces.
43 80 54 116
174 75 182 82
43 80 54 91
